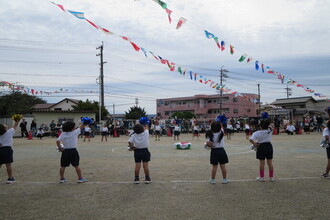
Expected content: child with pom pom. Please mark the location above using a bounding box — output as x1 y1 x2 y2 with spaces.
128 117 152 184
56 118 89 183
0 115 22 183
249 113 275 182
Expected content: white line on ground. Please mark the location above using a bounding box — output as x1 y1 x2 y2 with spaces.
6 176 322 185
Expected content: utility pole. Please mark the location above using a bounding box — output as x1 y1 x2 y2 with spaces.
219 66 228 115
96 42 107 109
257 83 261 115
135 98 139 107
113 104 115 115
285 84 292 98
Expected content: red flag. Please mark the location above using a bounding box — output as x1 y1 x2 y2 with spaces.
120 36 130 41
176 17 187 30
130 42 140 51
165 8 172 24
100 27 113 35
86 19 99 29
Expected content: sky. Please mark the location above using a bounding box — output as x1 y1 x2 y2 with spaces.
1 0 330 115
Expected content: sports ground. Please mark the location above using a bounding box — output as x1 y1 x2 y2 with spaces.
0 132 329 220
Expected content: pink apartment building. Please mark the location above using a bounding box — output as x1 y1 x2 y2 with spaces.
156 93 259 120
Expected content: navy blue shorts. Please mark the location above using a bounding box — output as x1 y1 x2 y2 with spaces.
210 148 228 165
0 147 13 165
256 142 273 160
174 131 180 136
61 148 80 167
134 148 151 163
327 146 330 159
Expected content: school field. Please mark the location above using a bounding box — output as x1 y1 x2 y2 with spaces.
0 132 329 220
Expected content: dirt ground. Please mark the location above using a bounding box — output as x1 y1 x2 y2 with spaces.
0 132 329 220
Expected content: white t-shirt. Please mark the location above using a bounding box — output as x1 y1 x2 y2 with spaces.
0 128 15 147
84 127 91 132
206 131 225 148
323 127 330 138
174 126 180 131
286 125 296 132
101 127 108 132
227 124 233 130
155 125 161 131
250 129 272 143
57 128 81 149
245 125 250 130
128 130 149 149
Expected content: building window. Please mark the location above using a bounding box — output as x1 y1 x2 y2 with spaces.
213 100 216 103
233 98 238 102
233 109 239 113
183 102 186 104
208 100 212 103
54 108 62 110
246 109 251 113
165 111 169 115
208 109 212 114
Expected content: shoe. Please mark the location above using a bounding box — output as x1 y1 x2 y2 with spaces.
320 173 329 178
209 179 216 184
270 177 275 182
6 177 16 184
59 178 68 183
256 177 265 182
145 176 152 184
222 179 229 184
77 178 87 183
134 176 140 184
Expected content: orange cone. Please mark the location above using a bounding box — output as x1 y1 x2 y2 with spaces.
273 128 278 135
28 131 33 140
113 128 118 137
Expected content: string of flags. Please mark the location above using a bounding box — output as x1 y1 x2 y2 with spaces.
50 2 259 103
149 0 329 101
0 81 98 95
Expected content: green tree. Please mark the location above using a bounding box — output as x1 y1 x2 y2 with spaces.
71 99 109 122
125 106 147 119
171 112 196 119
0 92 46 117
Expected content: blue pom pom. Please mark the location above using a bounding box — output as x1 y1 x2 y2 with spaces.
139 117 150 125
81 117 92 125
216 115 227 124
261 112 269 119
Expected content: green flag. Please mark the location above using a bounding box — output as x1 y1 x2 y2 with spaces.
178 67 182 74
153 0 167 9
238 54 246 62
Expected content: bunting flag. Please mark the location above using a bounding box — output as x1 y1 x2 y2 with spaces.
68 10 85 19
246 57 253 63
214 37 221 49
86 19 98 29
141 48 148 57
199 76 203 83
51 2 329 101
220 41 225 51
149 51 159 60
266 67 274 74
194 73 197 81
99 27 113 35
176 17 186 30
51 2 65 11
204 30 215 39
153 0 167 9
230 45 234 55
177 66 182 74
130 41 140 51
189 71 193 80
238 54 247 62
255 61 259 71
165 8 172 23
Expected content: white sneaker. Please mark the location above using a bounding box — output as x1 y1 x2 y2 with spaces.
270 177 275 182
209 179 216 184
256 177 265 182
222 179 229 184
